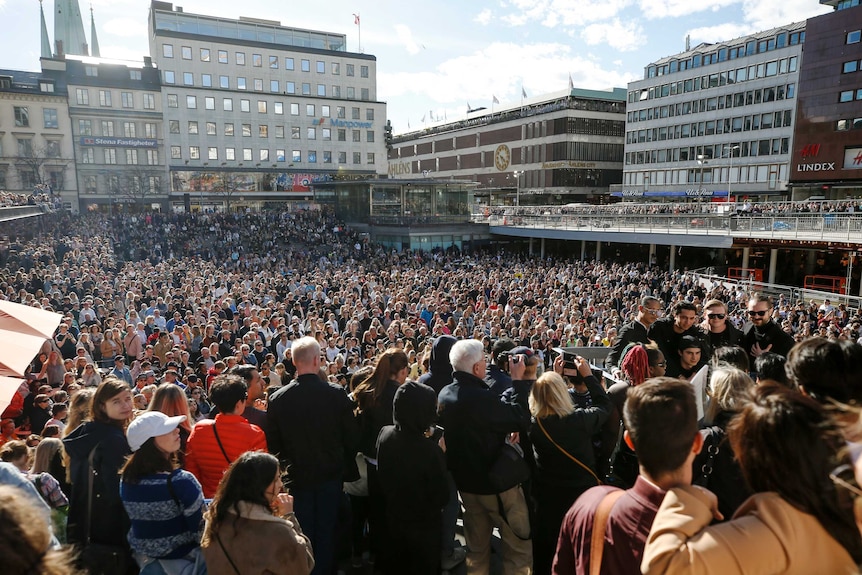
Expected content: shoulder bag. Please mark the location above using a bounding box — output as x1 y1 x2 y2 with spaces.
589 489 625 575
489 438 531 493
536 417 601 485
211 422 232 465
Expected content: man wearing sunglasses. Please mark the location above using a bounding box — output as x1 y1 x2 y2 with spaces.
701 299 741 357
741 294 795 366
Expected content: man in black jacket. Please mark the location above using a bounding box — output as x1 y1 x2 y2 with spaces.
741 293 795 366
438 339 532 573
266 336 357 575
648 301 707 378
607 296 663 370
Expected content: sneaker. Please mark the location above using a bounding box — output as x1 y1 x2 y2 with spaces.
441 546 467 570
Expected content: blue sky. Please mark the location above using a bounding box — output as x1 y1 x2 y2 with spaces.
1 0 833 134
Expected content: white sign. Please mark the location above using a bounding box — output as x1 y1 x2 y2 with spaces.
844 147 862 170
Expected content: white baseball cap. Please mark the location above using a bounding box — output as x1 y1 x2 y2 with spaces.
126 411 185 452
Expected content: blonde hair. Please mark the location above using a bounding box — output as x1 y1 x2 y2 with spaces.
705 366 754 424
529 372 575 419
30 438 64 475
63 387 95 437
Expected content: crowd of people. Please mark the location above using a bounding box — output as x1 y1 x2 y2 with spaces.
1 207 862 575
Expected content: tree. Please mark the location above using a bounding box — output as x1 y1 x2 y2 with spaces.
111 165 165 208
14 143 68 193
213 172 245 212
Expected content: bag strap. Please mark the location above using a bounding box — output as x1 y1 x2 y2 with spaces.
694 428 721 487
216 532 242 575
536 417 601 485
211 422 232 465
589 489 625 575
85 443 100 545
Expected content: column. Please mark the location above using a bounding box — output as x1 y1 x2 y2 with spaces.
648 243 657 266
540 238 546 259
529 237 534 256
595 241 602 262
768 248 778 284
580 240 587 261
669 245 676 272
741 247 750 271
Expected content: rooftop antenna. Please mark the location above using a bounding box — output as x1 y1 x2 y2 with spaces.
686 34 690 51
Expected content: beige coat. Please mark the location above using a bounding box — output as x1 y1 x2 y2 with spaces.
642 486 859 575
202 501 314 575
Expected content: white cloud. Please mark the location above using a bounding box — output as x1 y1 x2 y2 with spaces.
741 0 831 30
685 22 755 46
474 9 492 25
639 0 739 20
101 18 148 39
394 24 421 55
581 19 646 52
96 44 150 62
501 0 633 28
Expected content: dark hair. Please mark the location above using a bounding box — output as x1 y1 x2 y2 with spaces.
673 301 697 316
209 374 248 414
120 437 175 484
202 451 279 543
786 338 862 404
748 293 772 306
90 377 131 427
353 349 408 413
728 384 862 562
677 335 701 352
492 338 516 363
227 364 258 384
753 352 789 386
51 403 67 417
623 377 698 478
640 295 661 309
712 346 750 372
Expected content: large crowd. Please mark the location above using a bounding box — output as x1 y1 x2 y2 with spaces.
1 207 862 575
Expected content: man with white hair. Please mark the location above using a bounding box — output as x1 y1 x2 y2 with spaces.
438 339 532 574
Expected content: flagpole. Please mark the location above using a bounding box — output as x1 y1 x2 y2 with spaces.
353 13 361 52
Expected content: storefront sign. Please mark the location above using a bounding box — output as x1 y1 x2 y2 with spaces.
844 147 862 170
387 161 412 176
79 137 158 148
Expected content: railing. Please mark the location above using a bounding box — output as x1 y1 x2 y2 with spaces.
692 271 862 311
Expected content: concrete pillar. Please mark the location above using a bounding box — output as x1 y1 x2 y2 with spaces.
540 238 546 259
580 240 587 261
669 245 676 271
742 247 750 272
529 237 534 256
806 249 817 275
768 248 779 284
648 243 657 266
595 241 602 262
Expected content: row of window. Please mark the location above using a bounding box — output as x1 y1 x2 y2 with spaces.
171 146 374 165
74 88 157 109
627 109 793 144
160 44 369 77
163 95 375 121
0 167 65 191
849 30 862 45
3 138 62 158
631 57 798 104
168 120 374 143
646 30 803 79
627 83 796 125
162 71 370 100
623 164 786 188
842 59 862 74
625 138 791 165
12 106 60 129
81 175 161 195
79 148 160 165
77 120 159 139
839 89 862 103
836 118 862 131
83 65 144 81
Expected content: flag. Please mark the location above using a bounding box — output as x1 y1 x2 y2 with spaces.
467 101 472 111
353 13 360 25
421 113 426 122
521 86 527 98
407 119 411 129
430 110 436 121
492 95 499 104
568 74 574 90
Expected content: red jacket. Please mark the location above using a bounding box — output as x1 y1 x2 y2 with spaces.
185 413 267 497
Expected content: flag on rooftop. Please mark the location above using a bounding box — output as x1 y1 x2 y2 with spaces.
492 95 499 104
568 74 574 90
522 86 527 98
353 13 360 25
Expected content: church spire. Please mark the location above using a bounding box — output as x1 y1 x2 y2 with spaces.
54 0 89 57
40 0 53 58
89 4 100 58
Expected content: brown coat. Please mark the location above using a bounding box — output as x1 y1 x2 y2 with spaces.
202 501 314 575
642 486 858 575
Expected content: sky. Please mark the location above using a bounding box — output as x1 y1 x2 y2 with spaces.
0 0 834 135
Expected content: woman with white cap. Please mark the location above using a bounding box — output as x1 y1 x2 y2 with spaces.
120 411 206 575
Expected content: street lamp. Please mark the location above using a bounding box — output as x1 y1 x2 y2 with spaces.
696 155 707 188
513 170 523 207
722 144 740 200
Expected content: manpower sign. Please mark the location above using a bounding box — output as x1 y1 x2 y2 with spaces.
316 118 374 129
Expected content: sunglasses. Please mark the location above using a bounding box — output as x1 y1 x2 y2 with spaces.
645 309 662 315
707 313 726 320
654 361 667 367
747 310 768 317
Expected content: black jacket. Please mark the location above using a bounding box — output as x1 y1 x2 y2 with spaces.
356 379 399 458
705 322 743 357
62 420 131 547
418 335 457 395
741 320 795 364
648 317 707 377
437 370 527 494
266 373 358 489
606 320 650 368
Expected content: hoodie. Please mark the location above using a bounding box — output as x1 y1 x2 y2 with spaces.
418 335 457 395
376 381 449 525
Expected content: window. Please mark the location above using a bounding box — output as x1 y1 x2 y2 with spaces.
317 61 325 73
238 77 247 90
206 122 216 135
845 61 859 74
144 123 157 138
220 75 229 88
143 93 155 109
242 124 252 137
163 44 173 58
841 90 855 102
102 120 114 136
254 79 263 91
253 54 262 67
243 148 252 161
346 64 355 76
367 152 375 164
346 86 355 99
367 131 374 142
208 147 218 160
322 128 331 141
146 150 159 165
189 146 200 159
291 127 301 139
218 50 228 64
84 175 96 192
361 65 369 78
13 106 29 127
241 99 250 112
322 105 330 117
169 120 180 134
259 125 268 138
353 152 361 164
285 57 294 70
332 85 341 98
849 30 862 44
292 150 301 162
274 102 283 114
306 104 315 116
317 84 326 96
352 107 360 119
45 141 60 157
200 48 210 62
187 96 197 109
307 127 316 139
271 80 279 92
352 130 360 142
236 52 245 65
202 74 212 87
223 98 233 111
302 83 311 95
85 65 98 77
366 108 374 120
81 148 94 163
267 55 278 69
170 145 182 159
183 72 193 86
123 122 136 137
332 62 340 75
205 97 215 110
276 149 285 161
122 92 134 108
224 123 234 136
260 149 269 161
337 129 346 141
308 150 317 163
182 46 192 59
275 126 285 138
290 103 299 115
225 148 235 160
104 149 117 164
337 106 346 118
99 90 112 106
258 101 267 113
130 70 141 81
164 70 175 84
301 59 310 72
188 121 199 135
286 81 295 94
323 151 332 163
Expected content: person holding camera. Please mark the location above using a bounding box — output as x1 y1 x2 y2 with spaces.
529 354 610 575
